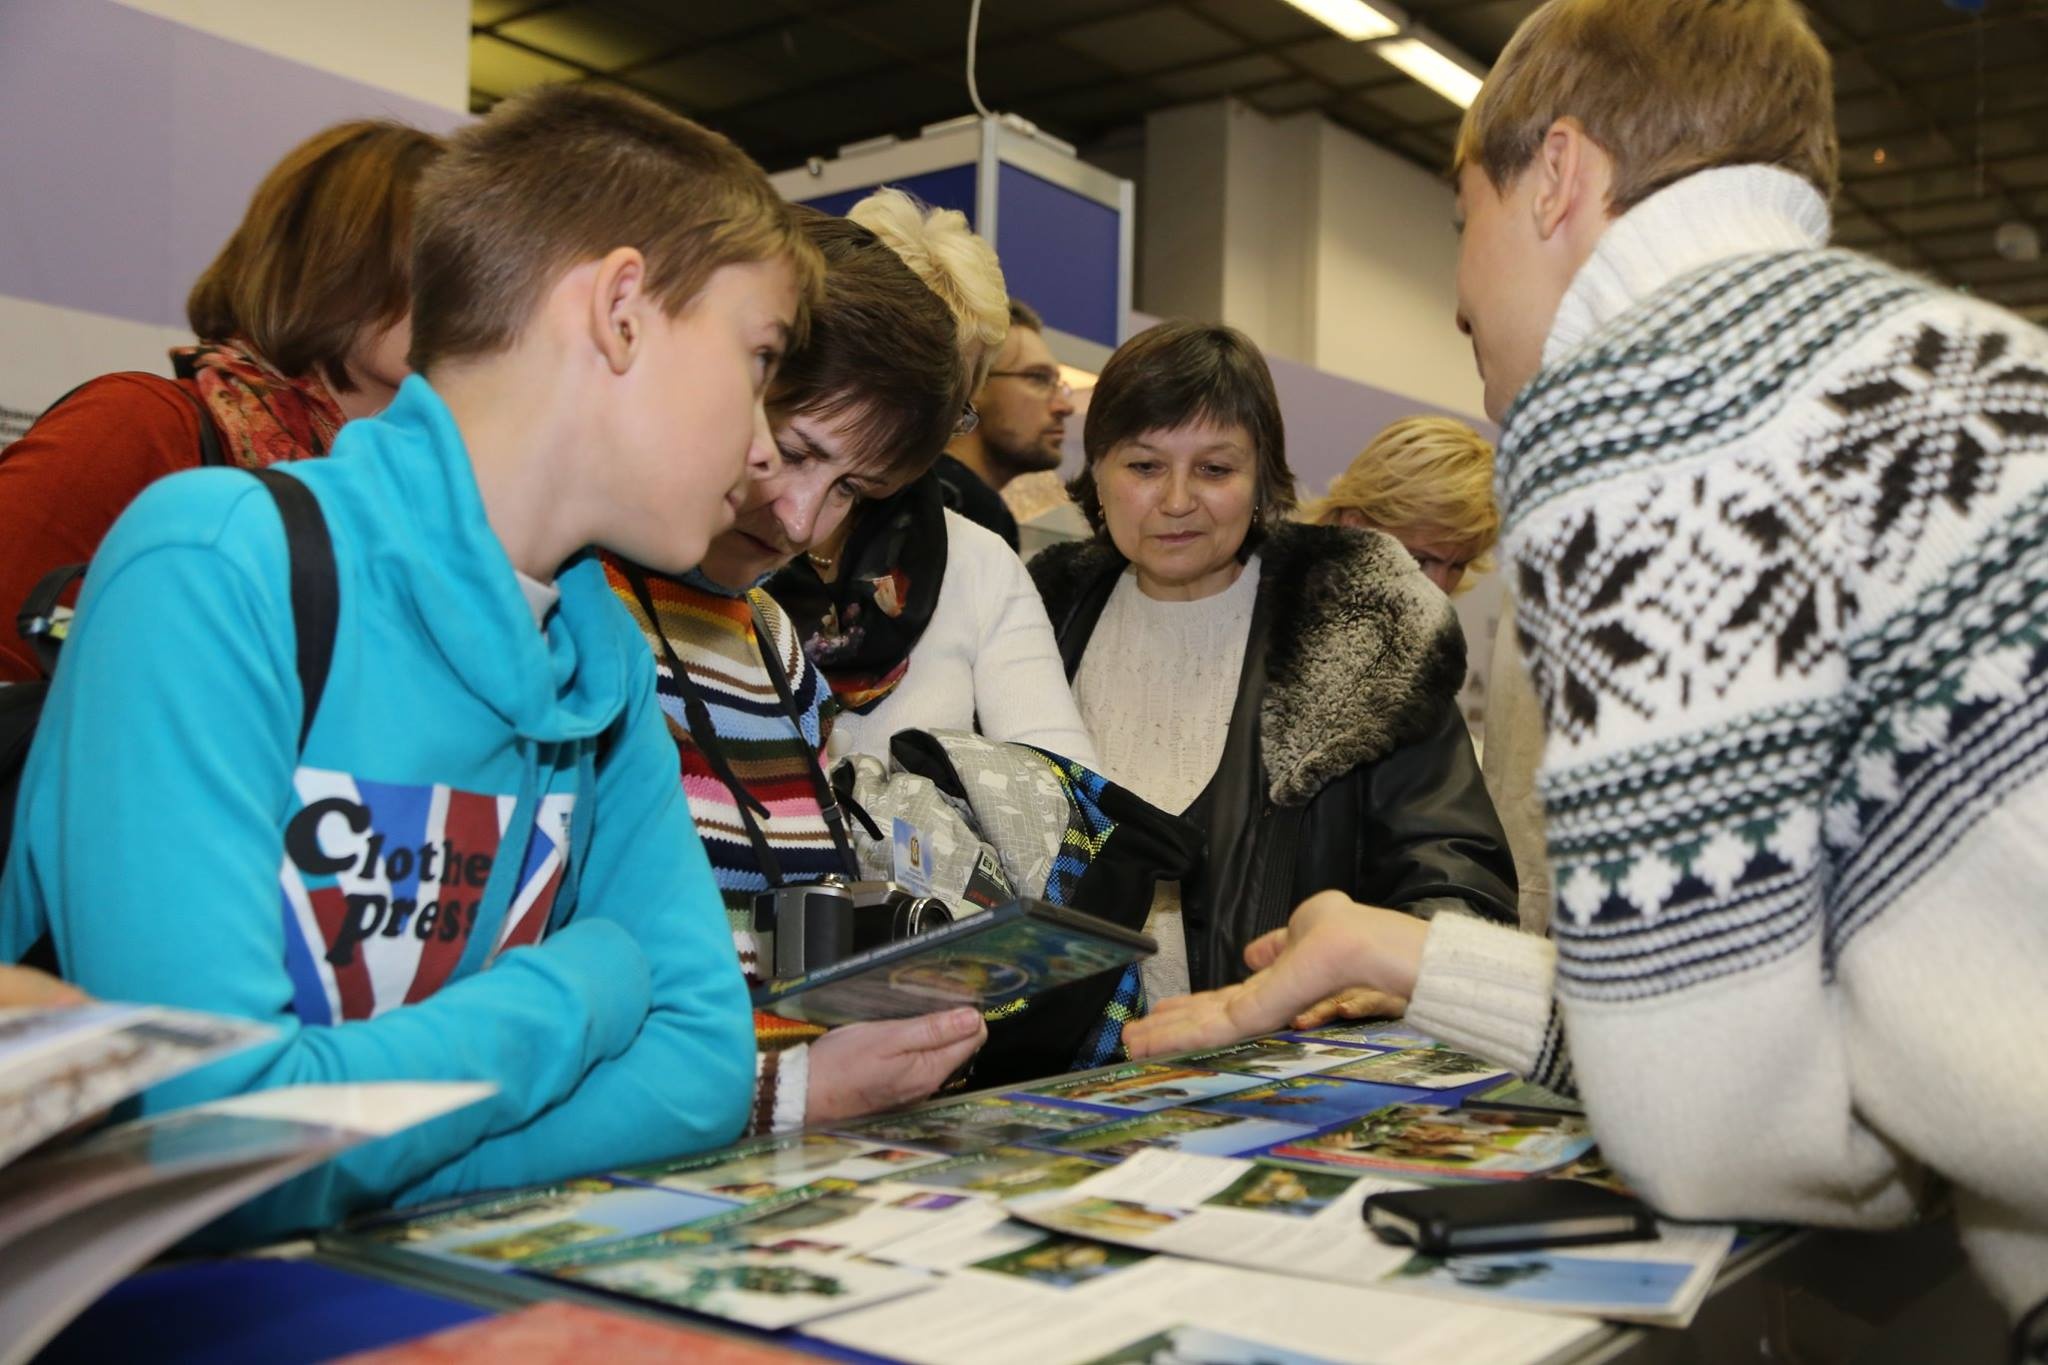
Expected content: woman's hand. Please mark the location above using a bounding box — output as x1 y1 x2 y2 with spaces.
0 964 87 1008
1122 892 1428 1058
804 1008 988 1125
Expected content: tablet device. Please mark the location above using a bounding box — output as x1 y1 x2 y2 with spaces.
1362 1181 1658 1256
751 898 1155 1027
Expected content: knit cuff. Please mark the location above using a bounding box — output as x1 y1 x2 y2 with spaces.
746 1043 814 1137
770 1043 810 1135
1404 913 1558 1078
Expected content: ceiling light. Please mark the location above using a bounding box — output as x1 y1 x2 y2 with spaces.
1374 35 1486 108
1278 0 1402 42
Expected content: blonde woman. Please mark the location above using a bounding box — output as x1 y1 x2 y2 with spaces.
1303 416 1498 594
1308 415 1550 930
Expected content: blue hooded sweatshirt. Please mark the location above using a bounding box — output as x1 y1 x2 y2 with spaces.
0 377 755 1236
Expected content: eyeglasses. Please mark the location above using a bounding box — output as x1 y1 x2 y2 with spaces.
987 368 1074 400
955 400 980 436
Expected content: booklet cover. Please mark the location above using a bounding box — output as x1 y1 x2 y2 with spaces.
349 1176 741 1272
1004 1149 1734 1329
333 1300 818 1364
752 899 1152 1027
1265 1105 1596 1181
0 1082 492 1365
836 1096 1108 1155
0 1003 271 1167
1016 1063 1264 1115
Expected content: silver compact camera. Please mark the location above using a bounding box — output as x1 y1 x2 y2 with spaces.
751 876 955 978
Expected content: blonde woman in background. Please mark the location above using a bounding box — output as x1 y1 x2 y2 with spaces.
1308 416 1552 932
1301 416 1499 594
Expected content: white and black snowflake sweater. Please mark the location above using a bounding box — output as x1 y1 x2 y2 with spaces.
1402 166 2048 1315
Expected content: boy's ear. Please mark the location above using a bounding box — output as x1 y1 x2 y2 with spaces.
590 246 650 376
1530 118 1606 242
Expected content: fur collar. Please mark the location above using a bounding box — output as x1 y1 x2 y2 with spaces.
1033 522 1466 805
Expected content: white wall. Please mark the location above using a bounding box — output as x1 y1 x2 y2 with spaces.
1311 122 1482 420
1140 98 1484 422
109 0 470 111
1 0 468 429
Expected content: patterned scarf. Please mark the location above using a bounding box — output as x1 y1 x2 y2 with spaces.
768 473 948 714
171 340 346 468
1035 752 1150 1069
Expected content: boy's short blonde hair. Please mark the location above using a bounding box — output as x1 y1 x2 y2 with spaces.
1454 0 1838 213
409 85 822 373
848 189 1009 393
1302 416 1498 591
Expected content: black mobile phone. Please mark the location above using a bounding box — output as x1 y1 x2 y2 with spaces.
1363 1181 1659 1256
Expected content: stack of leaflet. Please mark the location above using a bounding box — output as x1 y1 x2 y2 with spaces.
331 1021 1741 1364
0 1004 493 1364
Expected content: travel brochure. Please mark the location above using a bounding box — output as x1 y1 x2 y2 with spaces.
0 1002 272 1166
2 1080 494 1365
328 1022 1731 1359
1006 1148 1733 1328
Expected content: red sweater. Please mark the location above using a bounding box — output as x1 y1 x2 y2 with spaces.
0 374 211 681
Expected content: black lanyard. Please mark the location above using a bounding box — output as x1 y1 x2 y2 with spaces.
620 563 858 888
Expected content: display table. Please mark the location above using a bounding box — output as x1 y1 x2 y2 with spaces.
44 1025 2012 1363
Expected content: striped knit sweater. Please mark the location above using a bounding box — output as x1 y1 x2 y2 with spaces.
604 557 842 1135
1402 166 2048 1316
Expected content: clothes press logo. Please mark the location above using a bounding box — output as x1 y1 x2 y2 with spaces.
276 768 575 1025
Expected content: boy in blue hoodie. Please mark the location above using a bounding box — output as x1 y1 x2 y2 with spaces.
0 86 822 1236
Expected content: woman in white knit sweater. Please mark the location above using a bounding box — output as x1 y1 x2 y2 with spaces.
1128 0 2048 1325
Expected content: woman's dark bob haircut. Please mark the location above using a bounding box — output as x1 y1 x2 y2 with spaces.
1070 321 1296 543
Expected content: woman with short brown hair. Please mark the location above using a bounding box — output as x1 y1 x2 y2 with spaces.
0 119 442 681
1033 321 1517 1017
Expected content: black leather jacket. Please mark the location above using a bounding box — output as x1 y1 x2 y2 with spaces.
1031 522 1518 991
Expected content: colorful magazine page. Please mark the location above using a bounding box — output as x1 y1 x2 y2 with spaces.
1385 1221 1736 1328
1016 1063 1263 1115
1179 1039 1378 1079
1265 1105 1595 1180
1284 1021 1442 1052
753 900 1152 1027
1474 1078 1587 1116
0 1083 492 1365
332 1299 818 1363
1003 1150 1413 1290
1034 1108 1315 1161
835 1096 1107 1155
347 1176 738 1271
546 1241 934 1331
1194 1076 1434 1129
894 1146 1113 1199
1079 1326 1350 1365
1319 1047 1511 1091
620 1132 946 1202
968 1233 1154 1290
810 1246 1602 1365
0 1004 272 1167
520 1179 970 1329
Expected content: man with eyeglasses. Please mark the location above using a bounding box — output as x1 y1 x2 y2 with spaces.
935 298 1075 552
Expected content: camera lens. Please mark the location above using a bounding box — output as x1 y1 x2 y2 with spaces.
892 896 954 939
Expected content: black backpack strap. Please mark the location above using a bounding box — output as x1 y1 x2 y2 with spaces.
15 563 89 677
179 387 227 467
249 468 337 751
